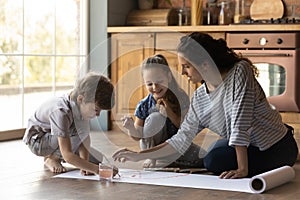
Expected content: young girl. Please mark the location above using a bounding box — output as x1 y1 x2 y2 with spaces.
121 54 204 168
113 33 298 178
23 72 117 175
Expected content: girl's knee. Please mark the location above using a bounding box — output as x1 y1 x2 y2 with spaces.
143 112 166 138
140 138 154 150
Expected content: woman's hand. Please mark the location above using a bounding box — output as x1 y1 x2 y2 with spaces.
112 148 141 163
220 146 249 179
219 168 248 179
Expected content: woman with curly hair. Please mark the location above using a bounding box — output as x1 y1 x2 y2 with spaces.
113 32 298 178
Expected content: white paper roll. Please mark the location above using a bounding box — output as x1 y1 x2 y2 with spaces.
55 166 296 194
249 166 295 193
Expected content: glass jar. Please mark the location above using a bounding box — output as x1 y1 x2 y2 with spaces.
206 2 219 25
178 7 191 26
218 0 233 25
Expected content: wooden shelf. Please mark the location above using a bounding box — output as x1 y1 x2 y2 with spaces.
107 24 300 33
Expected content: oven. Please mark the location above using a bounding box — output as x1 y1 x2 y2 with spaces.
227 32 300 112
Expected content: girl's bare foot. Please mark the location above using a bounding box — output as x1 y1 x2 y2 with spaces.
143 159 156 168
44 155 66 173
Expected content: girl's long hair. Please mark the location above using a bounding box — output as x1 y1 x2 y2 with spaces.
141 54 186 116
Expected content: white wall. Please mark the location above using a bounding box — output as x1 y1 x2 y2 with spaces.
89 0 136 131
89 0 109 131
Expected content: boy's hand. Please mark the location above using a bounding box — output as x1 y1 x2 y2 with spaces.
112 165 119 177
80 169 94 176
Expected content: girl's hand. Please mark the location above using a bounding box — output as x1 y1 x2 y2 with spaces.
112 148 141 163
121 116 141 139
121 116 134 130
219 168 248 179
157 98 181 128
157 99 172 117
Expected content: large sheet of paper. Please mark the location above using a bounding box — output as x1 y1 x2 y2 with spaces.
53 166 295 194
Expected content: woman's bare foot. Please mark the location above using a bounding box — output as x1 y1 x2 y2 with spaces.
44 155 66 173
143 159 156 168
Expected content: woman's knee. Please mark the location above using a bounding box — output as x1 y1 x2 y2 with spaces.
203 146 237 175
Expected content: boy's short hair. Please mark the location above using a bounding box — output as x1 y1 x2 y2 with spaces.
71 72 115 110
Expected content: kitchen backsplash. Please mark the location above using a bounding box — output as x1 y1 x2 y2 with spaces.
157 0 300 19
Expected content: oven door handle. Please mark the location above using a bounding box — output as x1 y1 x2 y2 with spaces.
242 53 293 57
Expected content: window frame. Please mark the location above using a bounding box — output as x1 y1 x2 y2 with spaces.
0 0 89 140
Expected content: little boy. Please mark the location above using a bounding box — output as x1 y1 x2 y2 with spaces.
23 72 115 175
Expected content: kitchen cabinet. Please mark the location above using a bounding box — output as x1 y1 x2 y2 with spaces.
109 30 225 129
110 33 154 129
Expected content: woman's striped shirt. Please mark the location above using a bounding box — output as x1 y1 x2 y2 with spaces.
167 60 287 155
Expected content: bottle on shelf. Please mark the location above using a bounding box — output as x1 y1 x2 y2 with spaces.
219 1 226 24
218 0 233 25
178 0 191 26
206 2 219 25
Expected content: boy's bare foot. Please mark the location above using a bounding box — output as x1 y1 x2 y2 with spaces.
143 159 156 168
44 155 66 173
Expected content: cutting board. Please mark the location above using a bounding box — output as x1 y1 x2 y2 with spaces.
250 0 284 20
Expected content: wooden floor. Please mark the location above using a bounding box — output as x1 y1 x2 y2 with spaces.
1 129 300 200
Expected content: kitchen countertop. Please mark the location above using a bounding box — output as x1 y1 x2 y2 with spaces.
107 24 300 33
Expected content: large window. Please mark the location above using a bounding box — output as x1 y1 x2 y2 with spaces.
0 0 88 131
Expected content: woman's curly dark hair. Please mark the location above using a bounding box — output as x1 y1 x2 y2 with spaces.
177 32 258 77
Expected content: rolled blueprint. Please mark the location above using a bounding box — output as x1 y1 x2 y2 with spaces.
55 166 296 194
249 165 295 193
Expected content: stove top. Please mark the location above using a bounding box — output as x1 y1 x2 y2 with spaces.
239 18 300 24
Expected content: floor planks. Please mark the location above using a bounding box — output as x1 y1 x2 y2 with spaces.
1 130 300 200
